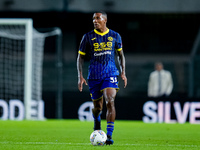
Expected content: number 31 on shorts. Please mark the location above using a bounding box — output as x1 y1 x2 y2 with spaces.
110 77 117 83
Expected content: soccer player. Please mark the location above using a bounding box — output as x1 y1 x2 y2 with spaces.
77 11 127 145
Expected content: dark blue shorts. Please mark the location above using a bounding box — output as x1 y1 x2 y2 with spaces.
88 76 119 101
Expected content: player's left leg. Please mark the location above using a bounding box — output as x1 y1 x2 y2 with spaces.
103 88 117 145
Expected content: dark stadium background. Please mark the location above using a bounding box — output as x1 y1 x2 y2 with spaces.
0 0 200 120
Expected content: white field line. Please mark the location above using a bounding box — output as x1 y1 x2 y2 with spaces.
0 142 90 145
0 142 199 148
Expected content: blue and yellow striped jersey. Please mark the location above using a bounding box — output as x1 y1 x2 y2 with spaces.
79 28 123 79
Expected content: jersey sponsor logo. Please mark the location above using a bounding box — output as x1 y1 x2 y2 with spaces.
93 42 112 51
94 51 111 56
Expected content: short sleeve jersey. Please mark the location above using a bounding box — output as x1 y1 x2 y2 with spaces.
78 29 122 80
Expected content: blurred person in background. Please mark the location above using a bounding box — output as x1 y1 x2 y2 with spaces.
77 11 127 145
148 62 173 98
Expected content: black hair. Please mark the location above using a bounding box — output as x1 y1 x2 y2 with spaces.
94 11 107 19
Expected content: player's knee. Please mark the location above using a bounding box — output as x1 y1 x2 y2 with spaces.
93 107 102 114
105 97 115 108
96 107 102 113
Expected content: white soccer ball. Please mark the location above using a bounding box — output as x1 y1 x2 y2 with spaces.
90 130 107 146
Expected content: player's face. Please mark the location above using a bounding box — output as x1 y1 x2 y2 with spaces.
93 13 107 30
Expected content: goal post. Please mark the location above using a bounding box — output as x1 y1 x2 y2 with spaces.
24 19 33 120
0 18 33 119
0 18 62 120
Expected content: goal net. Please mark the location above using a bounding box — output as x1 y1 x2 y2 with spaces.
0 19 60 120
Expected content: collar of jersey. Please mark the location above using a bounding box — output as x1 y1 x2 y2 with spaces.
94 28 109 36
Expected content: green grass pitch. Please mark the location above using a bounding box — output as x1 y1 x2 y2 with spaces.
0 120 200 150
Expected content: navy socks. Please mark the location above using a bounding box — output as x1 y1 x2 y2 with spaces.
93 113 101 130
107 122 114 137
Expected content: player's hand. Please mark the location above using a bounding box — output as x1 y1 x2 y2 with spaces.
78 76 88 92
121 72 127 88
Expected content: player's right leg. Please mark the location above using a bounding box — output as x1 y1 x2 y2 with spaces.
92 97 103 130
88 79 103 131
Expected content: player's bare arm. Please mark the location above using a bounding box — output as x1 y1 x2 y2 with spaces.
117 50 127 88
77 53 88 92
